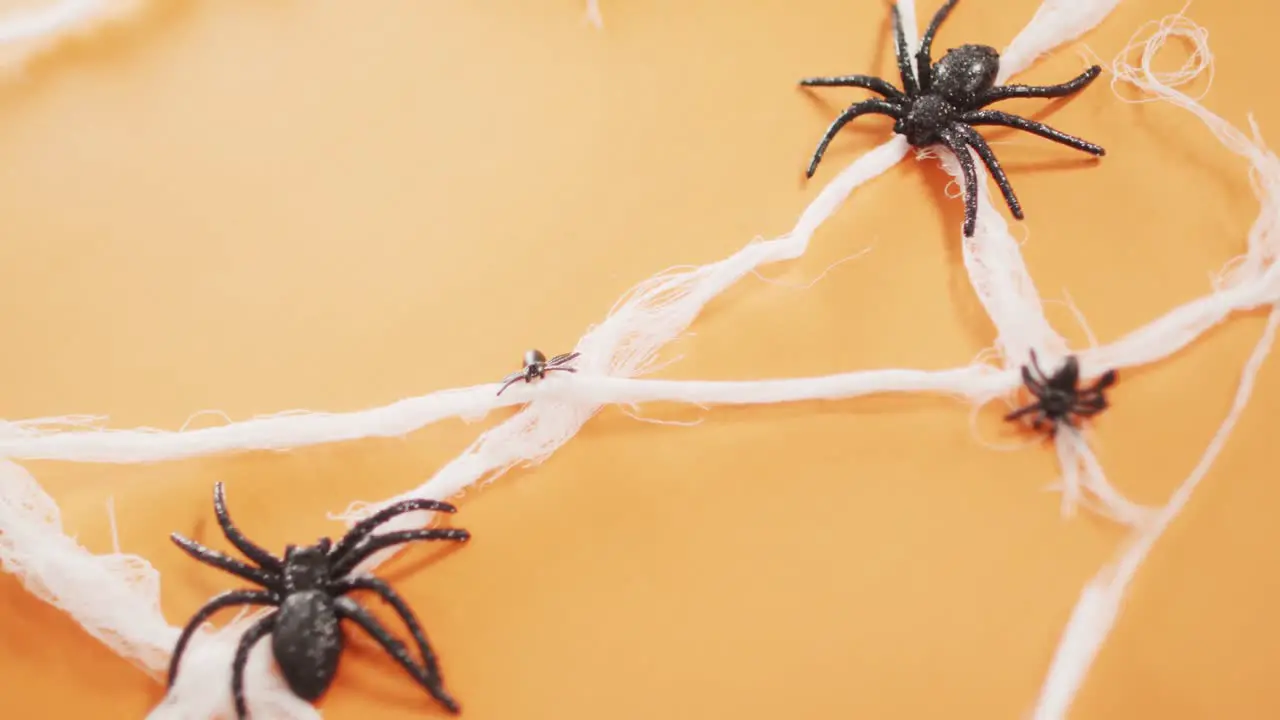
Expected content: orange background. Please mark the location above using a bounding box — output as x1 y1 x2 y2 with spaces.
1 0 1278 717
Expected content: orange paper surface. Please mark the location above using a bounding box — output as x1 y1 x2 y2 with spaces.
1 0 1279 718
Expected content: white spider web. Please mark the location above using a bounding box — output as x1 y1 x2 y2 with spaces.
0 1 1277 719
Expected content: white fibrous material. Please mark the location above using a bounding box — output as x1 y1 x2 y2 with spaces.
1030 13 1280 720
584 0 603 29
0 1 1273 719
0 0 145 76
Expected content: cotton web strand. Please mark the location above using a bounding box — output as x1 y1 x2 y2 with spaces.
584 0 603 29
1031 15 1280 720
0 0 145 77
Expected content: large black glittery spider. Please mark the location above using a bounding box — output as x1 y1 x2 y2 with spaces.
799 0 1105 236
168 483 470 719
1003 350 1116 436
496 348 581 396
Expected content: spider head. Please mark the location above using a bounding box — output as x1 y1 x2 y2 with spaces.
929 44 1000 107
283 541 335 591
1036 389 1077 421
895 95 952 147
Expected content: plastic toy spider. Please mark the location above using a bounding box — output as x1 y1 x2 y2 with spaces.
496 348 581 396
1004 350 1116 436
799 0 1105 236
167 483 470 719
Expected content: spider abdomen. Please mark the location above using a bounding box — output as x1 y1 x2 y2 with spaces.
272 590 344 702
929 44 1000 107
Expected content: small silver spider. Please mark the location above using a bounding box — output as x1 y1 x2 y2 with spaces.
496 349 581 396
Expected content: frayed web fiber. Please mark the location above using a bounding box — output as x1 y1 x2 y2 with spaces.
0 1 1277 719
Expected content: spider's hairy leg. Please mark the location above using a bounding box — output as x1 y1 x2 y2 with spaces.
168 590 277 688
331 528 470 577
975 65 1102 108
329 498 459 562
959 109 1105 156
547 351 581 366
170 534 282 590
336 597 462 714
889 2 920 95
213 483 283 571
1020 365 1046 394
1003 402 1040 422
798 75 905 101
496 373 526 396
1050 356 1081 390
953 124 1023 219
231 614 276 720
1027 349 1051 383
337 576 456 709
1090 368 1118 391
1074 391 1109 411
1072 403 1106 417
916 0 961 89
806 99 902 177
937 129 980 237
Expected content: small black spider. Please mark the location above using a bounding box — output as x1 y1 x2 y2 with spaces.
1004 350 1116 436
496 348 581 396
167 482 470 719
799 0 1105 236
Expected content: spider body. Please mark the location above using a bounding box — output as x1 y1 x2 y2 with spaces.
799 0 1105 236
496 348 581 396
168 483 470 719
1004 350 1117 436
271 587 342 701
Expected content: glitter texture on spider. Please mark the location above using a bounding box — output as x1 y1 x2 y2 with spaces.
1004 350 1117 436
798 0 1105 236
167 482 470 719
495 348 581 396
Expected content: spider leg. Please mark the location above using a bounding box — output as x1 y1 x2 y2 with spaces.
937 129 980 237
213 483 283 571
331 528 471 578
1020 366 1047 395
329 498 459 562
807 99 903 177
916 0 960 90
952 124 1023 220
336 576 458 712
495 371 526 396
231 613 277 720
547 351 582 366
1074 393 1108 412
336 597 462 714
1003 402 1041 422
975 66 1102 108
168 590 277 688
1088 368 1118 392
170 534 281 591
889 2 920 95
1027 349 1051 385
798 75 905 101
543 366 578 375
958 110 1105 156
1049 356 1081 392
1072 404 1106 418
